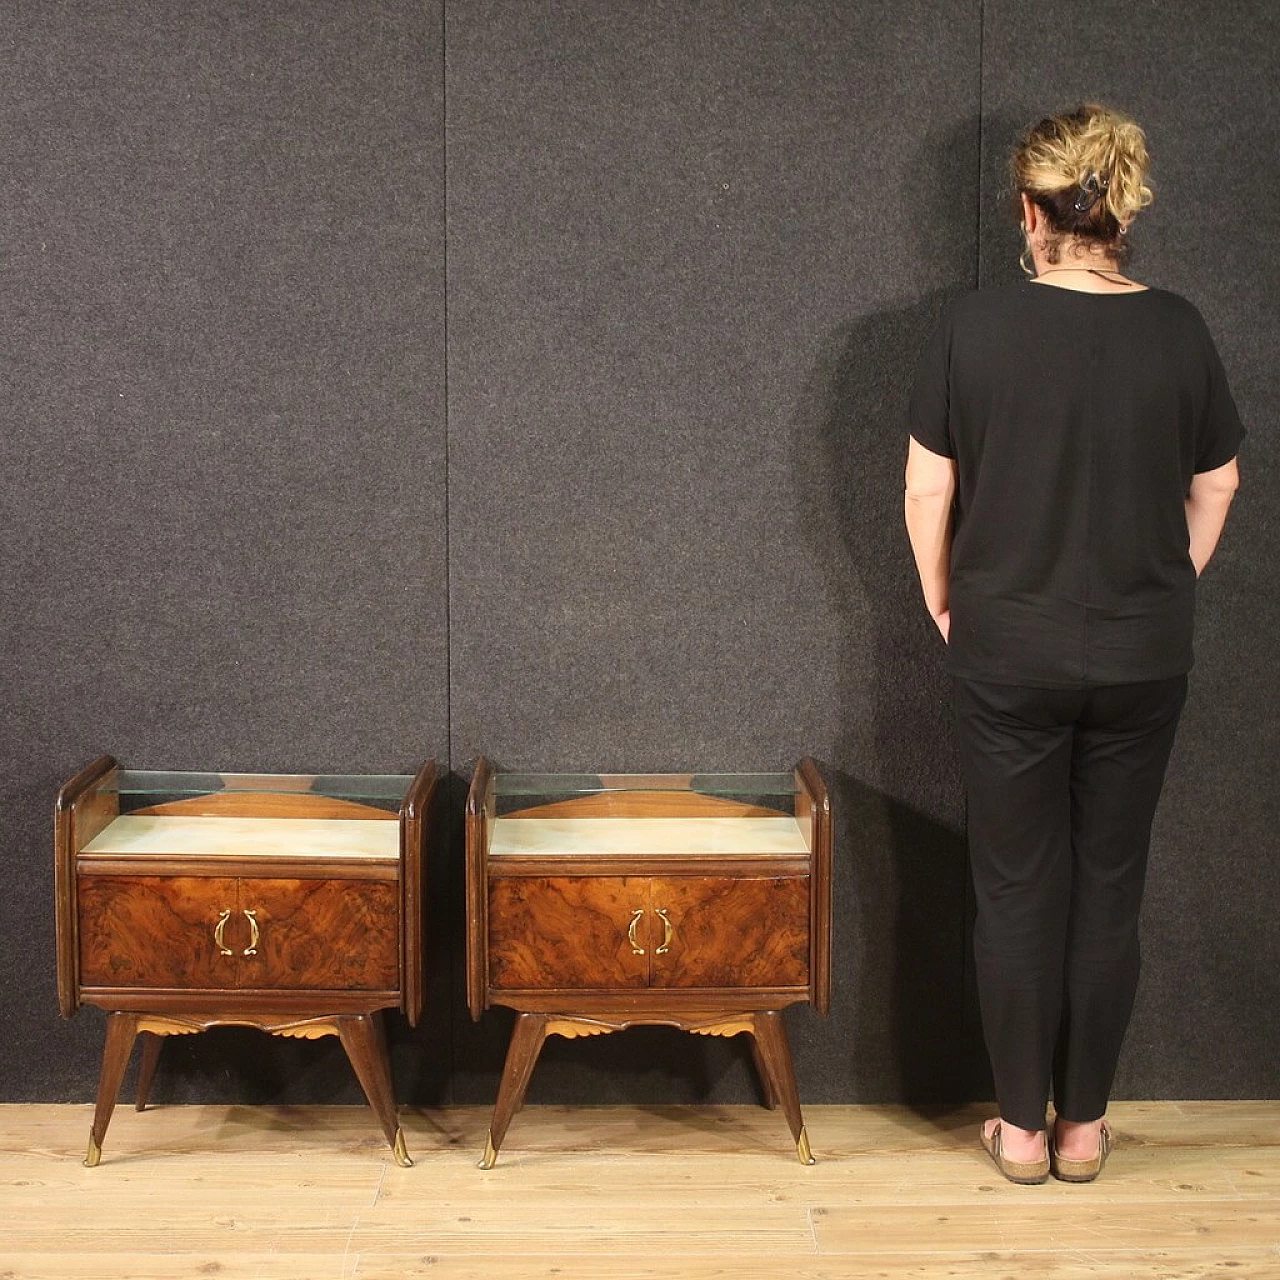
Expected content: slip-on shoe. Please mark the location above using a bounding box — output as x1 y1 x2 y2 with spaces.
980 1121 1050 1185
1051 1121 1112 1183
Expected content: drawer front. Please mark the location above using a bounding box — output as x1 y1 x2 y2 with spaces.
78 875 239 989
237 879 399 991
648 876 809 990
488 876 649 991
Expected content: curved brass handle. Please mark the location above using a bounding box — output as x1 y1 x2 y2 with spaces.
213 909 233 956
655 908 674 955
242 909 259 956
627 908 646 955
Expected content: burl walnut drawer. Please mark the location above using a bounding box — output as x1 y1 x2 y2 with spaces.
487 874 810 992
77 874 399 991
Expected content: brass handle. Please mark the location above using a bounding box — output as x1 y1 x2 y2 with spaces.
627 908 646 955
213 909 233 956
655 908 674 954
242 909 259 956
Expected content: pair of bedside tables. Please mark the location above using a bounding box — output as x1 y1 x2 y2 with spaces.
55 757 831 1168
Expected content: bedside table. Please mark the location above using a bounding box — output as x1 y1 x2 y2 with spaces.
55 758 436 1167
465 760 831 1167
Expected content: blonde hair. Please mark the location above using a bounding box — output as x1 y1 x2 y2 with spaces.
1011 104 1153 258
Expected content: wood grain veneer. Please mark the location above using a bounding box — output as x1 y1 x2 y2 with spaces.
508 789 784 819
646 876 809 989
488 876 650 990
132 791 399 820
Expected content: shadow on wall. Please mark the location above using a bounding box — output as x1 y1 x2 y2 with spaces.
789 123 997 1105
791 297 990 1105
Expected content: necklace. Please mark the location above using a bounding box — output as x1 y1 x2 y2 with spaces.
1034 267 1137 288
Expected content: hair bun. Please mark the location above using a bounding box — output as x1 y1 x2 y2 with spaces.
1012 104 1153 242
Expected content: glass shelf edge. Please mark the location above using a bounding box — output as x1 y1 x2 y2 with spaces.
492 771 799 797
103 771 414 802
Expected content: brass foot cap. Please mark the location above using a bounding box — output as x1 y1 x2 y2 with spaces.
85 1134 102 1168
796 1127 816 1166
392 1128 413 1168
478 1131 498 1170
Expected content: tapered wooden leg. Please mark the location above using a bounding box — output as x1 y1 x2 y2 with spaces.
751 1010 815 1164
135 1032 163 1111
337 1012 411 1167
481 1013 549 1169
87 1012 140 1166
749 1035 779 1110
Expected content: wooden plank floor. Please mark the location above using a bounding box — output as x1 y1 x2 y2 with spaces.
1 1101 1278 1278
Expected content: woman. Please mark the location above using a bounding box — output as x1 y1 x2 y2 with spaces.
904 105 1243 1183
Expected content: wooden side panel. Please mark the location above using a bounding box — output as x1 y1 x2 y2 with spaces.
54 755 120 1015
797 758 833 1017
400 759 437 1025
239 879 399 991
649 876 809 990
466 757 494 1019
488 876 650 991
78 875 238 989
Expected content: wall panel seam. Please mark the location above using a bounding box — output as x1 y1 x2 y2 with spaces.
975 0 985 290
442 0 453 775
441 0 457 1108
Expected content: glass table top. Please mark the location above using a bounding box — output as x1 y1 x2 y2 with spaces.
102 771 414 803
492 772 798 798
485 770 803 825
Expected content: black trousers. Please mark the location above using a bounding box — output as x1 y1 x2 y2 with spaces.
952 675 1188 1131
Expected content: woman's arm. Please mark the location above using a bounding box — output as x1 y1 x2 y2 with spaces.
904 436 958 641
1186 456 1240 577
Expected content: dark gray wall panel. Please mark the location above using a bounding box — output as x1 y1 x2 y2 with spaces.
0 1 448 1101
4 0 1273 1113
447 0 981 1103
980 0 1280 1098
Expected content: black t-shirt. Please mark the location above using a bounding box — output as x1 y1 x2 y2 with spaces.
908 282 1245 687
